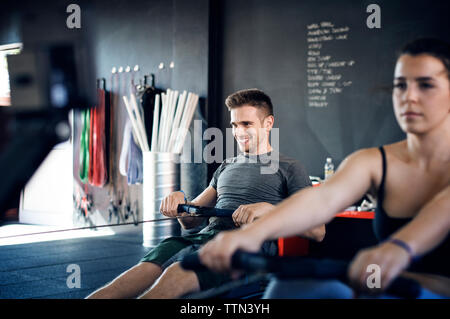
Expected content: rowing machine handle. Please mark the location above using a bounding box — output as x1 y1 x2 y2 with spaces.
382 276 421 299
177 204 234 217
232 251 421 299
180 250 421 299
180 251 208 271
180 250 269 272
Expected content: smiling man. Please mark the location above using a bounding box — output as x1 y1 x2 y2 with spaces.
87 88 324 299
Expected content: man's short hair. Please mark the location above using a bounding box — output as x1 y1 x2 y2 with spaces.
225 88 274 118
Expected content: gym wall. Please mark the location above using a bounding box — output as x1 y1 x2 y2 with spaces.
74 0 210 230
212 0 450 177
1 0 449 232
0 0 210 229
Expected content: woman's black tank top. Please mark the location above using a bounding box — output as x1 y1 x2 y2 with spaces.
373 146 449 277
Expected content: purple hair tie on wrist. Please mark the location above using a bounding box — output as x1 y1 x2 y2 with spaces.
387 238 419 263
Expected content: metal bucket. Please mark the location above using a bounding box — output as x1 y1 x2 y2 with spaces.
143 151 181 248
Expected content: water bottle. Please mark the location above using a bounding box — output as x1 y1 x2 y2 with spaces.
324 157 334 181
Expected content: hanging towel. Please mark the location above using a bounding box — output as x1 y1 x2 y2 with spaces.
119 120 132 177
140 74 163 143
127 124 143 185
120 117 144 184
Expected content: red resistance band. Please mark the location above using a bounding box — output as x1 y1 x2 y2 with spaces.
88 88 108 187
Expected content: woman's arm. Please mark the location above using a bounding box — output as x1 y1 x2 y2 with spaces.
199 148 380 271
246 148 378 244
390 184 450 256
348 184 450 292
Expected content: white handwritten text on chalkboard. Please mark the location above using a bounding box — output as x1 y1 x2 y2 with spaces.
306 22 355 108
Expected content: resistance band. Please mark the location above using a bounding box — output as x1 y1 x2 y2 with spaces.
89 87 108 187
79 109 90 183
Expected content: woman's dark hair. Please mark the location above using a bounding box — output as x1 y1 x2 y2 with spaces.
225 88 274 117
399 38 450 79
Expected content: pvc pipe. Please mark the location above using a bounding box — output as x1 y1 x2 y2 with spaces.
151 94 160 152
174 93 198 154
122 95 146 152
158 92 168 152
129 93 150 151
167 90 187 152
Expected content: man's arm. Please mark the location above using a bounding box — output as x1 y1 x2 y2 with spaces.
285 161 326 242
232 202 325 242
178 186 218 229
299 225 326 242
160 186 217 230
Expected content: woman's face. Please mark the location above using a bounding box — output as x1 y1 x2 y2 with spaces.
393 54 450 135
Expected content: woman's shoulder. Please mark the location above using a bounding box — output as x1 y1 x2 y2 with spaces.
342 146 384 165
347 141 407 163
338 143 405 187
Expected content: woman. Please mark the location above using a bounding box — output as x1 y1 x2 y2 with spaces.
199 38 450 298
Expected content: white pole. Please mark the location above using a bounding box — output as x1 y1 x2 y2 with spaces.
167 90 187 152
158 92 168 152
160 90 171 152
163 90 178 152
174 92 193 152
122 95 146 152
174 93 198 154
151 94 160 152
129 94 150 152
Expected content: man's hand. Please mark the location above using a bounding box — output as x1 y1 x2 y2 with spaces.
347 242 411 294
160 191 186 217
232 202 274 227
198 228 262 273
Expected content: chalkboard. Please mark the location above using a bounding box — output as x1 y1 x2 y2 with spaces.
216 0 450 176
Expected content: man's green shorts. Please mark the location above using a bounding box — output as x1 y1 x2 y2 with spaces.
140 230 231 290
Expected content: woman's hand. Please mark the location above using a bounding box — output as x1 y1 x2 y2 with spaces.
232 202 274 226
348 241 411 294
199 228 263 273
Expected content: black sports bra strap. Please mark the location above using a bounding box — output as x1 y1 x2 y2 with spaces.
378 146 387 201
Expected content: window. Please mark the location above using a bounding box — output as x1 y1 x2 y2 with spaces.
0 43 22 106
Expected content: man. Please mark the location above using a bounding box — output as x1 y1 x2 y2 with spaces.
87 88 324 299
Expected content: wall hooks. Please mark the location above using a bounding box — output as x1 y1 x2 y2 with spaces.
97 78 106 90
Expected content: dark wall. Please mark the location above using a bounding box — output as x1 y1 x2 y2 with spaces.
216 0 450 176
74 0 210 225
2 0 450 225
90 0 208 95
0 0 210 227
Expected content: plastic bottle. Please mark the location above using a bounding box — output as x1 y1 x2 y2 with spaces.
324 157 334 181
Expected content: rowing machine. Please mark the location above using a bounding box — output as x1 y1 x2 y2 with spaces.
180 250 422 299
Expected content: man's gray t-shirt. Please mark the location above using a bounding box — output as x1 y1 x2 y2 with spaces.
201 151 311 234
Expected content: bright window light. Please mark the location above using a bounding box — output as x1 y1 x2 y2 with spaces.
0 224 114 246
